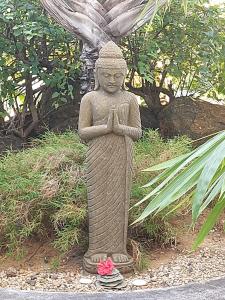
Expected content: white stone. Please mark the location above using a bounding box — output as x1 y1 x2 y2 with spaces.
132 279 148 286
79 277 93 285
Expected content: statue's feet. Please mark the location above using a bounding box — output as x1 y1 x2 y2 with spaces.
112 253 129 263
90 253 107 263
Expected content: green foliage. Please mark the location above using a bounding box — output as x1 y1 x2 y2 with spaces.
125 0 225 101
0 131 87 254
0 0 81 136
134 130 225 248
132 130 192 199
0 130 191 256
50 257 60 270
0 0 224 138
0 0 80 96
130 130 191 246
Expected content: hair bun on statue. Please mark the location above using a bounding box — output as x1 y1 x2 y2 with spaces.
95 41 127 69
99 41 124 59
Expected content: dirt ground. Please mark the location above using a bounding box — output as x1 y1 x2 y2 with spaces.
0 211 224 275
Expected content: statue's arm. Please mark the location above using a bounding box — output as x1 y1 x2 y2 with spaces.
78 95 112 141
116 95 142 141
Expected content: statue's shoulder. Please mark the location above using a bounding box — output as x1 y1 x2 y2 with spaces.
80 91 98 104
124 91 139 104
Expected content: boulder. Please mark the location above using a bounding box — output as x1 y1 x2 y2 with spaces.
0 133 24 154
159 97 225 139
46 104 80 132
43 105 159 133
140 106 159 130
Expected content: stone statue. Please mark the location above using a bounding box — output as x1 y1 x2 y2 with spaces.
78 41 142 273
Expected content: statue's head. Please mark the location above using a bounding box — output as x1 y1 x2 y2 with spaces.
94 41 127 93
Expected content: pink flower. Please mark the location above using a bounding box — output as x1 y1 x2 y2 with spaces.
97 258 115 276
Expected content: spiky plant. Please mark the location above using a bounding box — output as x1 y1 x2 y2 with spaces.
133 130 225 249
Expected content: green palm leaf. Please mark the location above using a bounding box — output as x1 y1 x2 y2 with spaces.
192 139 225 222
133 131 225 209
193 195 225 250
133 130 225 246
199 173 225 215
133 146 216 223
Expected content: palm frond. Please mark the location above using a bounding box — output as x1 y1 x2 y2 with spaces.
41 0 168 47
133 130 225 247
41 0 111 48
133 131 225 209
193 195 225 249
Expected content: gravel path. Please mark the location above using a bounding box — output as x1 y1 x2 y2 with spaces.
1 239 225 293
1 278 225 300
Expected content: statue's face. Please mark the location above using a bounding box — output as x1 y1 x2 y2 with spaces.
97 68 126 94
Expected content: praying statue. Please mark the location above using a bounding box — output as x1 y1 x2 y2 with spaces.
78 41 142 273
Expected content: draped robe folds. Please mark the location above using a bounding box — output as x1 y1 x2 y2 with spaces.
78 91 142 267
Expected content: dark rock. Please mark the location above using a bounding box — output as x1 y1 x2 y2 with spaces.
159 97 225 139
47 104 80 132
50 274 58 280
0 134 24 155
6 267 17 278
43 104 159 134
140 106 159 130
96 268 126 289
25 279 36 286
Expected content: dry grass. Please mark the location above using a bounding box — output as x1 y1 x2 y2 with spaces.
0 130 191 257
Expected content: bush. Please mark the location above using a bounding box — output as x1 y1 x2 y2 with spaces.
0 130 191 257
0 131 87 257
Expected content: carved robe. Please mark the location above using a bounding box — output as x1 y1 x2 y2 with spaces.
78 90 142 261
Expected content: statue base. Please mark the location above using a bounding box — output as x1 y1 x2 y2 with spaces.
83 256 134 274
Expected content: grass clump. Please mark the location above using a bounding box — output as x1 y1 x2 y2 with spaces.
0 130 192 258
0 131 87 256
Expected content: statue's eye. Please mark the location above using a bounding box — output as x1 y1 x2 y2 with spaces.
103 73 110 78
115 73 123 78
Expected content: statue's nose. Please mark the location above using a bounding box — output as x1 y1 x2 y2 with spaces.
109 76 116 84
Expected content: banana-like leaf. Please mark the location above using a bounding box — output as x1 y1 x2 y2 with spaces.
143 152 192 172
199 173 225 215
132 171 200 224
133 131 225 224
164 192 193 217
134 130 225 247
193 195 225 250
154 170 201 215
41 0 168 48
221 175 225 196
134 131 225 210
132 158 190 208
192 139 225 221
133 148 214 223
133 154 193 208
143 130 225 188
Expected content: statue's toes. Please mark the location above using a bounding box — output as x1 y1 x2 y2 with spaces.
122 254 129 262
112 253 129 263
91 253 107 263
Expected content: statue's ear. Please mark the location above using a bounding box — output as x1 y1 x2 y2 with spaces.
122 70 128 90
94 69 99 90
122 79 127 90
